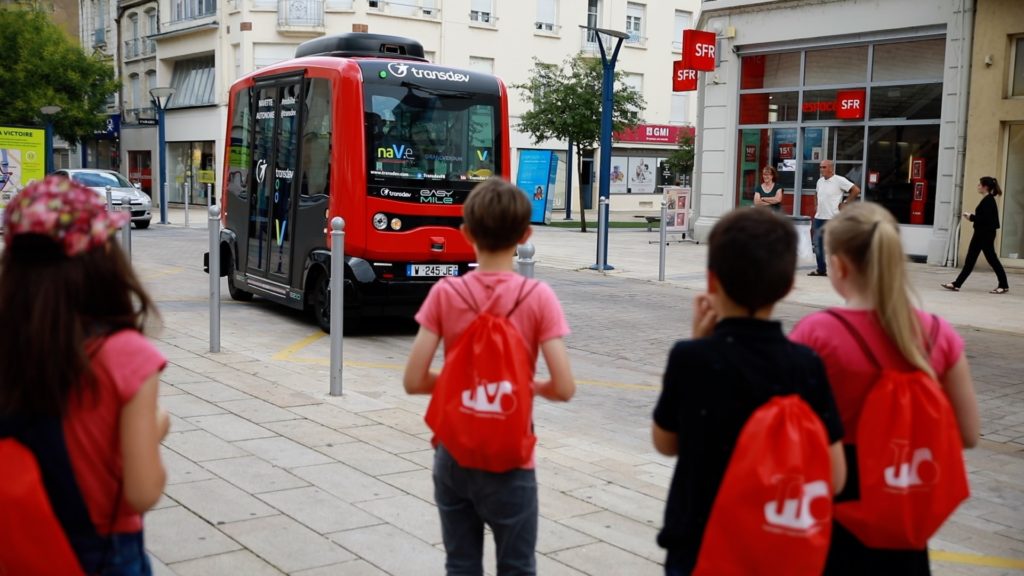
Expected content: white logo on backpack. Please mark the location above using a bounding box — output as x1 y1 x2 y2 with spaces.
461 381 517 415
884 446 936 490
763 479 830 532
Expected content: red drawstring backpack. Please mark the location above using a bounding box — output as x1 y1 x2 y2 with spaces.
694 393 833 576
826 310 968 549
425 277 539 473
1 417 101 576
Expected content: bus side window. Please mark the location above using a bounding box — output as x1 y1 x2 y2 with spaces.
301 78 332 197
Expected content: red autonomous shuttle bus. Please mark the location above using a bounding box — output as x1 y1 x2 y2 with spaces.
213 33 510 331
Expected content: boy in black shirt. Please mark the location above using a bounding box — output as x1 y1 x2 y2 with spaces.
651 208 847 575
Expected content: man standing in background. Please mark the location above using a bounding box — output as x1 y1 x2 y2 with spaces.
809 159 861 276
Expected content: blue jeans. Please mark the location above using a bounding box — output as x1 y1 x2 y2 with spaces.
433 445 538 576
812 218 829 273
74 530 152 576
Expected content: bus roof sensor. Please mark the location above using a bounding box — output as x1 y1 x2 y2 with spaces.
295 33 428 61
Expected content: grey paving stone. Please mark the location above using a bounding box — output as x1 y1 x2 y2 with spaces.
220 398 303 423
257 486 383 534
163 429 249 462
202 455 309 494
292 559 389 575
161 445 217 485
534 554 589 576
221 515 354 573
167 413 199 433
536 517 598 555
561 510 663 562
289 403 376 430
170 550 284 576
378 468 436 503
328 524 445 576
355 494 442 545
160 394 229 418
537 485 602 521
322 390 394 413
149 554 176 576
291 462 402 503
186 413 276 442
176 381 254 403
145 506 242 564
549 541 661 575
234 436 334 469
263 419 358 448
361 408 430 436
343 424 432 454
165 478 278 525
568 483 665 527
398 448 437 469
318 441 423 476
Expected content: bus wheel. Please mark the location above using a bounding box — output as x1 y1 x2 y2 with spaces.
227 258 253 302
311 271 331 333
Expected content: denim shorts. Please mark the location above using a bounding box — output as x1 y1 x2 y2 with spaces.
433 445 538 576
74 530 152 576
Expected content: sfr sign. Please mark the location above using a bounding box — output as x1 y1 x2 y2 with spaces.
835 89 866 119
673 60 697 92
682 29 716 71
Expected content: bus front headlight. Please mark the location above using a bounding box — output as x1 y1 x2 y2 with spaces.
372 213 388 230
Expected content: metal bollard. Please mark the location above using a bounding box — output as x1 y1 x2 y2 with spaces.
209 205 221 353
517 242 535 278
659 201 667 281
329 217 345 396
596 197 608 271
105 185 113 212
184 180 191 229
120 203 132 260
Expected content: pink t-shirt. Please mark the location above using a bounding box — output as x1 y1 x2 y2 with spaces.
790 308 963 443
64 330 166 534
415 271 570 363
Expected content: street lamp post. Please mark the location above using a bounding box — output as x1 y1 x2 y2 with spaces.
150 87 175 225
39 105 62 174
581 25 629 271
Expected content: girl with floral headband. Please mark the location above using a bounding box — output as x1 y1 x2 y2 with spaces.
0 176 169 575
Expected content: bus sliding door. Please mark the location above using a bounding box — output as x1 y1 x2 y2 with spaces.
246 77 303 295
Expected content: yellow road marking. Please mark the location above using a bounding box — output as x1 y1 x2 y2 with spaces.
931 550 1024 570
274 332 658 390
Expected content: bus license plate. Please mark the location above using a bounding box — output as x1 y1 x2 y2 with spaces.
407 264 459 277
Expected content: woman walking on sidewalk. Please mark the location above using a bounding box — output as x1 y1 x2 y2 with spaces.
942 176 1009 294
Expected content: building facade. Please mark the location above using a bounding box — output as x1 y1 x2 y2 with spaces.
112 0 698 212
961 0 1023 270
692 0 974 263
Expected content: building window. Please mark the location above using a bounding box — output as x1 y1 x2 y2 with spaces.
873 39 945 82
804 45 868 86
468 56 494 75
621 72 643 94
1002 124 1024 258
470 0 492 23
672 10 692 52
536 0 556 32
669 93 689 124
625 3 644 45
173 0 216 22
168 56 216 107
1013 37 1024 97
146 8 157 34
586 0 599 42
129 73 140 110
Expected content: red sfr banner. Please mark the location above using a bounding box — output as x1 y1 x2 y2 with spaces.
673 60 698 92
835 89 866 119
683 29 717 71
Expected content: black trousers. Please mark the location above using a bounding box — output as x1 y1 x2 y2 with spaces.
954 229 1009 289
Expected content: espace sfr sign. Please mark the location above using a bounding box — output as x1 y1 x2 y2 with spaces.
803 89 866 120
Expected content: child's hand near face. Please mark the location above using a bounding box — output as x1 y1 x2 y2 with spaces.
692 294 718 339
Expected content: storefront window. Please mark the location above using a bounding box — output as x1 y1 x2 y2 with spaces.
168 141 216 205
802 89 841 122
870 84 942 120
873 39 945 82
739 92 799 123
865 125 939 225
736 128 798 213
804 45 867 85
1001 124 1024 259
741 52 801 89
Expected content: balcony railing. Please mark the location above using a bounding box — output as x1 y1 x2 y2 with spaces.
625 32 646 47
123 37 157 59
278 0 324 30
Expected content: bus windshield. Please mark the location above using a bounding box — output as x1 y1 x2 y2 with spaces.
365 83 498 185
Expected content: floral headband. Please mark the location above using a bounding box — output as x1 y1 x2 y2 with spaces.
4 175 130 257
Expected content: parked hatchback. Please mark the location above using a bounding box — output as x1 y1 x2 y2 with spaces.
52 169 153 229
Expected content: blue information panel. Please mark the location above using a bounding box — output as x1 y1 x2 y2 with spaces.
517 150 556 224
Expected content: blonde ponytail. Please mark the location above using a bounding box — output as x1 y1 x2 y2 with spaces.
826 203 935 379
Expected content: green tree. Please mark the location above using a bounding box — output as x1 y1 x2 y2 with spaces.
664 131 695 186
514 55 644 232
0 7 119 143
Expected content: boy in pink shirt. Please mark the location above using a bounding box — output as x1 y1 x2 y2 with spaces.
404 177 575 575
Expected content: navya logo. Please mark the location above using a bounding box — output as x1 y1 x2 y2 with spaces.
420 189 454 204
255 159 268 184
377 144 414 160
387 62 470 83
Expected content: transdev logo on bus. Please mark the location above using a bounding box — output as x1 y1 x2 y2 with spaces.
387 62 470 83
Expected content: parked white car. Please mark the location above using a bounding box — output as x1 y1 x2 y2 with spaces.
52 169 153 229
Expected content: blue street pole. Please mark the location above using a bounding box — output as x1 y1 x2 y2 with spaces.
157 105 168 224
39 105 62 174
585 27 628 271
564 139 573 220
